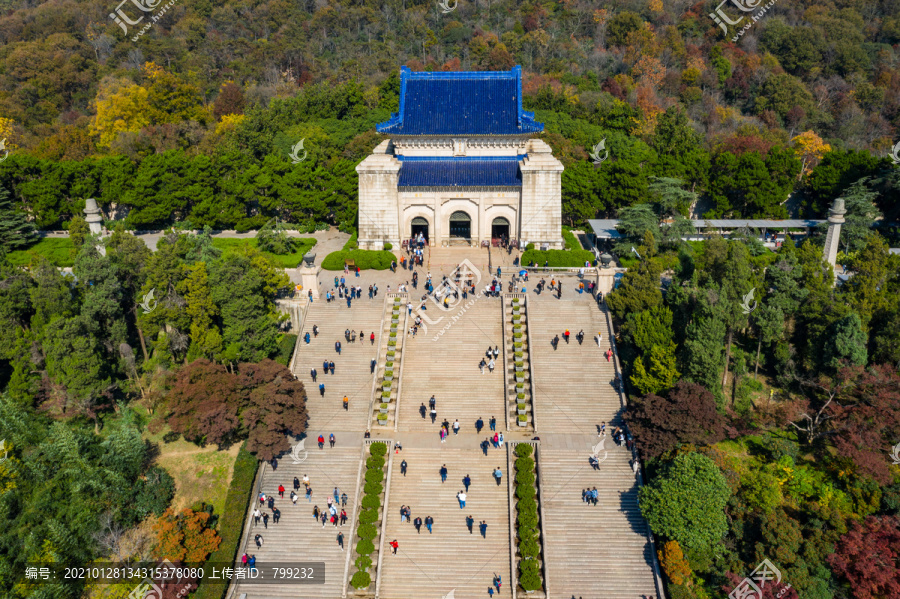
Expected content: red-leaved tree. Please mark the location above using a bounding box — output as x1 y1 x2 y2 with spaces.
626 381 725 458
166 359 307 460
828 516 900 599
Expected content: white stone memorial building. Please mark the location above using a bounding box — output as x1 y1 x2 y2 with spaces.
356 66 564 250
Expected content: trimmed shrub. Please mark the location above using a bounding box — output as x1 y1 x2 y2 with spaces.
516 484 536 500
517 496 538 514
519 561 543 591
386 350 396 358
370 442 387 456
381 391 391 399
516 469 535 486
273 333 297 366
358 509 379 524
385 361 394 369
522 248 594 268
519 536 541 559
322 249 395 270
384 242 393 250
192 444 259 599
364 481 383 496
514 332 523 339
525 243 535 251
361 494 381 510
357 523 378 540
356 538 375 555
366 455 385 470
514 351 524 358
515 456 535 471
515 444 534 458
355 555 373 571
389 332 397 338
517 403 527 412
517 509 538 529
350 571 372 589
517 393 526 401
365 468 384 484
518 414 527 423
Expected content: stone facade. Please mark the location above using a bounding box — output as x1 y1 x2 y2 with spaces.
355 67 564 250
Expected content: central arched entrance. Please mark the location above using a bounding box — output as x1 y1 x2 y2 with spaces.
449 211 471 240
411 216 429 241
491 216 510 241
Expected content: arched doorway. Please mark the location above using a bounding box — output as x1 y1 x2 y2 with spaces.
491 217 510 241
411 217 429 241
449 211 471 240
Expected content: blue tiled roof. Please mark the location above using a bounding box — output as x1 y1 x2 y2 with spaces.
397 156 523 187
378 66 543 136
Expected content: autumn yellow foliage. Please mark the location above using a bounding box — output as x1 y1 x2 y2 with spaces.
658 539 692 586
89 77 151 148
791 130 832 181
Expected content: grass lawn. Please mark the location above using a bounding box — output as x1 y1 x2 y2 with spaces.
211 237 316 268
561 227 582 251
145 428 240 516
7 238 76 267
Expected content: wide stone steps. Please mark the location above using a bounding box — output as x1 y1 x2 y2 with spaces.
292 298 385 432
527 295 658 598
232 445 363 599
528 299 624 433
397 298 506 433
378 447 512 599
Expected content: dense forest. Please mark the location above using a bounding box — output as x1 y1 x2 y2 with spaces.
0 0 898 231
607 232 900 599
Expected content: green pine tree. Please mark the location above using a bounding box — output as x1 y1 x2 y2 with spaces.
0 184 35 253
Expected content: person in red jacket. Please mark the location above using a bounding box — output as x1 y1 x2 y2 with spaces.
389 539 399 554
278 484 285 498
317 434 325 449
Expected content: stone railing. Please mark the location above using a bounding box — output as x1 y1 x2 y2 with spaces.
504 294 535 432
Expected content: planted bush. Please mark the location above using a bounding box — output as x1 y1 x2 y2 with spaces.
363 481 383 496
517 509 538 529
517 403 527 412
519 537 540 559
517 393 526 401
381 391 391 399
358 508 379 524
365 468 384 484
517 496 538 514
516 469 535 486
386 350 395 358
356 539 375 555
361 494 381 510
370 442 387 456
514 332 523 339
518 414 527 423
516 484 536 500
355 555 373 571
520 561 543 591
515 444 534 458
515 456 534 470
366 455 385 469
350 571 372 589
514 351 524 358
357 523 378 540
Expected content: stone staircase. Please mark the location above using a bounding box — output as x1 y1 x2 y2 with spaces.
377 447 512 599
397 298 505 433
232 442 364 599
292 298 385 432
528 294 659 598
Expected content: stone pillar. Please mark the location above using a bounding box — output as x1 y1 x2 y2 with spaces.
823 198 846 273
356 140 402 250
84 198 103 235
518 139 564 249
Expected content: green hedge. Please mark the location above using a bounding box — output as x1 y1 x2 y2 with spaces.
356 538 375 555
521 248 594 268
363 481 383 496
518 537 540 559
355 555 373 571
273 333 297 366
366 455 385 470
515 470 535 486
358 508 379 523
519 560 542 591
361 494 381 510
562 227 581 251
343 231 358 250
357 523 378 540
515 444 533 458
350 571 371 589
369 442 388 456
515 456 535 470
192 444 259 599
364 468 384 483
516 484 536 499
321 249 395 270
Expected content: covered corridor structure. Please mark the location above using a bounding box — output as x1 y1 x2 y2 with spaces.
587 218 826 246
